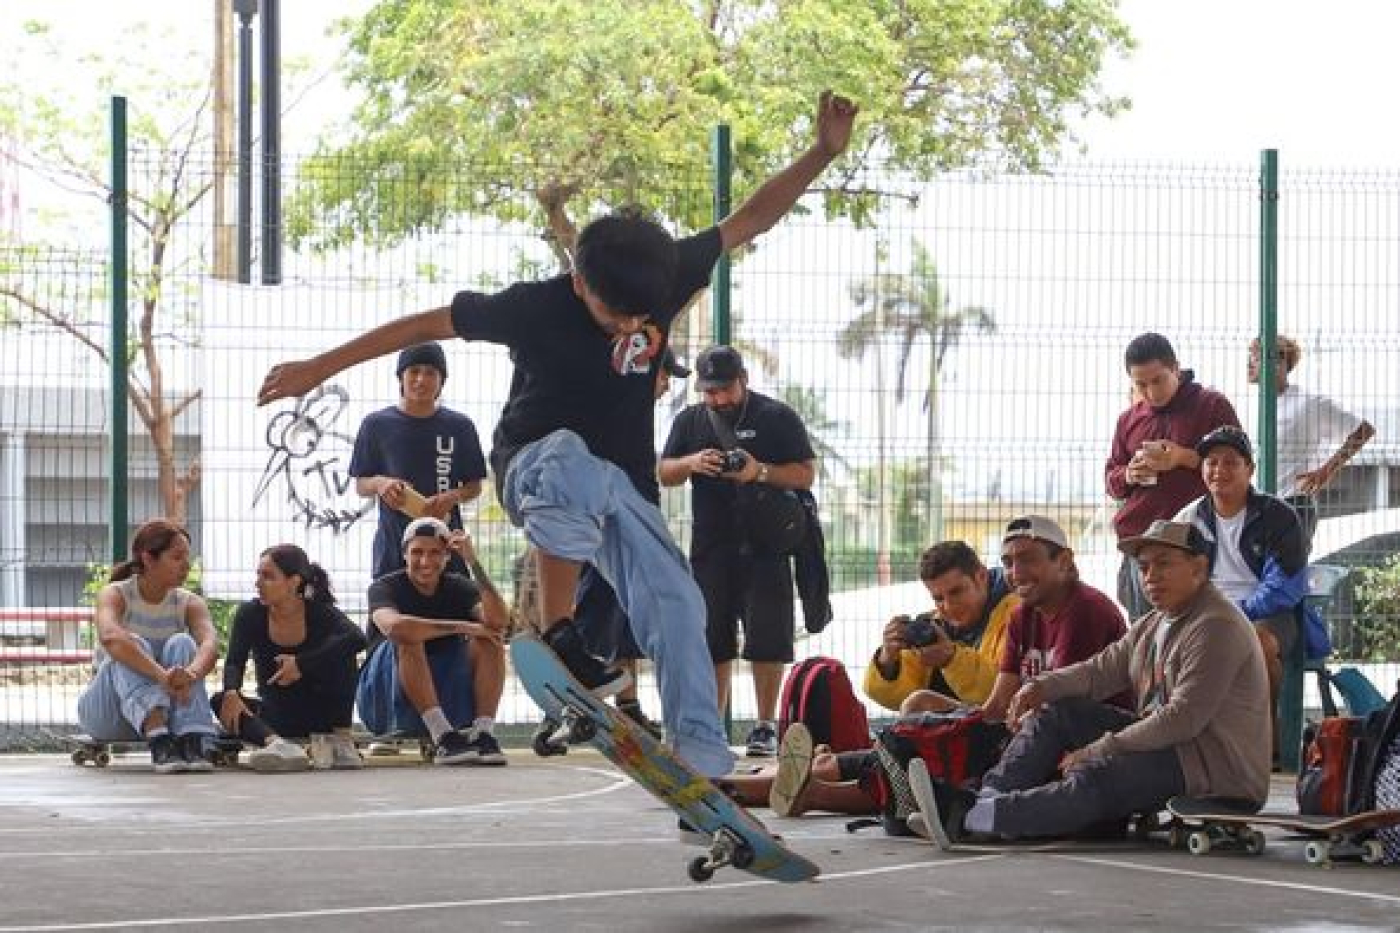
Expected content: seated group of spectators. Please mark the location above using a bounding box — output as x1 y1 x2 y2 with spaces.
77 515 509 773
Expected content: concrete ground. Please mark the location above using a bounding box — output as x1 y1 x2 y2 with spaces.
0 750 1397 932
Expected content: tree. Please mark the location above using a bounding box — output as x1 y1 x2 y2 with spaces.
777 382 847 483
292 0 1132 270
840 239 995 574
0 19 222 523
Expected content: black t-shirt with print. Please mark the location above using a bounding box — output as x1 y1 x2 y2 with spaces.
449 228 723 502
662 389 815 555
365 569 482 656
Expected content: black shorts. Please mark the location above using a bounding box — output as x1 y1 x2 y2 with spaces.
693 549 794 664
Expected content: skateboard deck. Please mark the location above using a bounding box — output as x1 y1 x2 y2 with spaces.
511 636 820 884
1167 796 1400 865
59 732 243 768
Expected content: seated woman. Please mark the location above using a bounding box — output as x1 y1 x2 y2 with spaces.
77 519 220 773
213 545 368 772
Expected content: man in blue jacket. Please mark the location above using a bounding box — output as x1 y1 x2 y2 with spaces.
1175 425 1327 755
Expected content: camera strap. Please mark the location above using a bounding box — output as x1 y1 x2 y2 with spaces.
705 406 740 451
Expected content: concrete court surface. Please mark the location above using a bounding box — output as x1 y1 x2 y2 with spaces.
0 750 1397 932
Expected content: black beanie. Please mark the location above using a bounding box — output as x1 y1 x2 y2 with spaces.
396 343 448 382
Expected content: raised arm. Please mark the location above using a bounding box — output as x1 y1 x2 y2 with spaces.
717 90 857 252
257 308 456 406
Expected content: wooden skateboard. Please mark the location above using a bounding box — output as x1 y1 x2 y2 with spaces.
511 636 820 884
59 732 243 768
1167 796 1400 865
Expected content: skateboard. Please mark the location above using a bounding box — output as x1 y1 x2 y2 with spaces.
60 732 243 768
1167 796 1400 865
906 758 1164 853
511 636 820 884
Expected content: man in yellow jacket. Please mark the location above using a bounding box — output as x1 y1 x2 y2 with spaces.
864 541 1019 714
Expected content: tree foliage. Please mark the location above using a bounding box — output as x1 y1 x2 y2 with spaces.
293 0 1133 259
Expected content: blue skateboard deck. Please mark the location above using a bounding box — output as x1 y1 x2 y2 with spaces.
511 636 820 883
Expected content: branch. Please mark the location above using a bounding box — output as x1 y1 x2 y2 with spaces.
169 388 203 421
0 286 109 361
176 457 203 499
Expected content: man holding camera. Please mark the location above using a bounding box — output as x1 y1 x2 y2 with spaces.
866 541 1019 714
660 345 816 757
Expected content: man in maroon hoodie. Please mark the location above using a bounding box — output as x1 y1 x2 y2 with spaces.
1105 333 1239 619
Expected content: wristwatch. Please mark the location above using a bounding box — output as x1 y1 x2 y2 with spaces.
756 463 770 484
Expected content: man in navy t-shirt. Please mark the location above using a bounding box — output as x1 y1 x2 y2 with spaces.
259 91 858 782
349 342 487 579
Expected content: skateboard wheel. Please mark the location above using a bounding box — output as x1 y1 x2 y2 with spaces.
419 740 435 760
1243 831 1266 856
70 750 87 766
1187 831 1212 856
730 841 756 870
1304 841 1330 866
532 732 568 757
687 856 715 883
1361 839 1384 865
94 750 112 767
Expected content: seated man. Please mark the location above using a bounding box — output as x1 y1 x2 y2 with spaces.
1175 425 1322 755
866 541 1019 714
357 517 509 765
982 515 1128 720
921 520 1271 843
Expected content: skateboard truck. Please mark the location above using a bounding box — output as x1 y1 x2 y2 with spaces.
687 826 756 883
533 705 598 757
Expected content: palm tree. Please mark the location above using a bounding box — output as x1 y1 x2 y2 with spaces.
840 239 995 561
778 383 848 483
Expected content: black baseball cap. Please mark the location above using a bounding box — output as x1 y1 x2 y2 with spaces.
694 345 745 390
1196 425 1253 464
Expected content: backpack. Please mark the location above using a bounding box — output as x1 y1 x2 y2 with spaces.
741 485 809 556
1297 680 1400 819
1316 666 1389 718
778 657 870 753
853 710 1010 837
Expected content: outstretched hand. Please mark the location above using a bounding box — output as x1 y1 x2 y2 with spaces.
815 90 858 158
258 360 324 407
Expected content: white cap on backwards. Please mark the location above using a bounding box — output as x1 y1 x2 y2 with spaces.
401 516 451 550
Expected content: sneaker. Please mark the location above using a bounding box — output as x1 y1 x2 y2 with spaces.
366 741 401 757
544 622 631 698
768 723 814 817
463 729 508 766
677 816 709 847
248 737 311 773
330 734 365 770
148 733 182 774
178 733 215 773
745 723 778 758
617 699 662 741
907 758 976 850
432 729 477 766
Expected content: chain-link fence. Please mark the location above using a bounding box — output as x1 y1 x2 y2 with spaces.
2 144 1398 749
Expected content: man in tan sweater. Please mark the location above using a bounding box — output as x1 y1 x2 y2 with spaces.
923 519 1271 843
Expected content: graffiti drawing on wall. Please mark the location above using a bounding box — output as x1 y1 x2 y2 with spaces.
253 385 373 533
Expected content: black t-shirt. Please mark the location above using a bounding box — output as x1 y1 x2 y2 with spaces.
661 389 815 554
365 570 482 656
348 405 487 579
222 600 368 694
449 227 723 501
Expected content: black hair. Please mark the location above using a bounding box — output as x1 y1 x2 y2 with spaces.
1124 332 1178 370
573 206 678 317
918 540 984 582
110 519 191 582
261 543 336 606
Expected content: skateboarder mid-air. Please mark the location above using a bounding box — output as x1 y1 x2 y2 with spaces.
258 91 858 781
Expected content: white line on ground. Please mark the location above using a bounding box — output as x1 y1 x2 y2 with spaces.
0 858 1001 931
1053 854 1400 905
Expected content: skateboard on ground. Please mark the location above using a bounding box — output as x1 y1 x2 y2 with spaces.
60 732 243 768
1166 796 1400 866
511 635 820 884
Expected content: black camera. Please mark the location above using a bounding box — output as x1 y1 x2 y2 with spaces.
903 612 943 648
720 449 748 473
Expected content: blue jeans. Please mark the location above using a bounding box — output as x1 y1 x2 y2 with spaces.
503 430 733 777
76 633 217 740
356 640 475 736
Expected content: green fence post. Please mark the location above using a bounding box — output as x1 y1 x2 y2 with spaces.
711 124 731 347
109 96 129 563
1260 148 1303 772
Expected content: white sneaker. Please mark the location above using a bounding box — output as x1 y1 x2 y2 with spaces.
248 737 311 773
330 734 365 770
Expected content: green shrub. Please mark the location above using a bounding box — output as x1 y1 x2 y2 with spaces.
1351 554 1400 663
